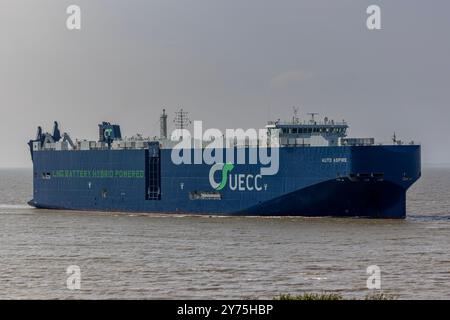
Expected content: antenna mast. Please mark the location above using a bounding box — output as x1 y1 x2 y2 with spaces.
292 106 300 124
173 108 191 130
307 112 319 124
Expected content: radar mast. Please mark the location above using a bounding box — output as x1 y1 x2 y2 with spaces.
173 108 191 130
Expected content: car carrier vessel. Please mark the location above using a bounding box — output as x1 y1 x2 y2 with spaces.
28 110 421 218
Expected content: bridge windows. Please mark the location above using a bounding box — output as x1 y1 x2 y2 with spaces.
278 126 347 135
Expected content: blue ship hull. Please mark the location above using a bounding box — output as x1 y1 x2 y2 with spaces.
29 145 420 218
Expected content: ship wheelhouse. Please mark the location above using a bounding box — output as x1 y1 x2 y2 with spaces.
266 117 349 147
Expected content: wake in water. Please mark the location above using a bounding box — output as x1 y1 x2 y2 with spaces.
0 204 33 209
408 214 450 222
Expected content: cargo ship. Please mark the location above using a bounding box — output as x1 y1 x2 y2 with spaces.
28 110 421 218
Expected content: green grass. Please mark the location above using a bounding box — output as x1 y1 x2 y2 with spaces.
274 292 397 300
274 293 343 300
364 292 397 300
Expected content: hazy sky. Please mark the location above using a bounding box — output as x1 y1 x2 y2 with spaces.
1 0 449 167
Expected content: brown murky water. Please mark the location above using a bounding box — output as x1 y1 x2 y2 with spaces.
0 167 449 299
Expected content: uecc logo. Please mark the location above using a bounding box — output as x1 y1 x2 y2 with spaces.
209 163 264 192
209 163 234 190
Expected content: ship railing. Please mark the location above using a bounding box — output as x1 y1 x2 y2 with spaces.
374 140 420 146
267 120 347 126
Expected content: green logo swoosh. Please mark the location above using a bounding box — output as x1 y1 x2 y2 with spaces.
216 163 234 190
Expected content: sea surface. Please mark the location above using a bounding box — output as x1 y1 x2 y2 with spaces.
0 167 449 299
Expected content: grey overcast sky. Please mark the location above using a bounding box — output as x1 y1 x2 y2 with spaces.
0 0 449 167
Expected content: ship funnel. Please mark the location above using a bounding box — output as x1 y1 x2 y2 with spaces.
52 121 61 142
